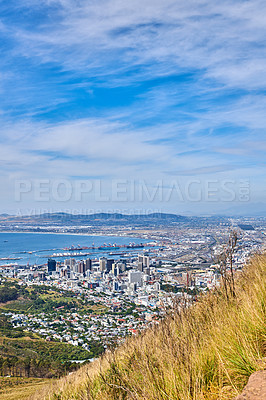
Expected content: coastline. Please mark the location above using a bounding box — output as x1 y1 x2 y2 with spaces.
0 231 142 238
0 231 148 265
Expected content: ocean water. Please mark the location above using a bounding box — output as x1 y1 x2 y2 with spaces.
0 232 146 265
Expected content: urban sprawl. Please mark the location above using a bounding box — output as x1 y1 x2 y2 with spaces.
1 216 265 360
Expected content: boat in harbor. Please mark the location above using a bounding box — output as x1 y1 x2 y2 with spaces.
126 244 144 248
109 252 126 256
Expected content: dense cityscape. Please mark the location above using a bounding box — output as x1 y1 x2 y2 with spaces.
1 0 266 397
0 213 265 371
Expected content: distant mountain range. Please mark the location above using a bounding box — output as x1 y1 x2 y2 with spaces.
27 212 189 225
39 212 186 219
0 212 235 229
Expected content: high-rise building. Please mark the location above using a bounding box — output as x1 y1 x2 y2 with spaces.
111 262 117 275
128 270 142 284
138 255 144 264
137 262 144 272
137 254 149 270
65 258 76 269
47 258 56 273
78 261 85 274
106 259 114 273
143 255 150 267
99 257 107 272
85 258 92 271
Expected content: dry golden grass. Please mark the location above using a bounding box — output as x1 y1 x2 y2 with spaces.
0 377 52 400
30 253 266 400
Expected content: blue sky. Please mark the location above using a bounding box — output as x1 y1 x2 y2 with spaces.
1 0 266 215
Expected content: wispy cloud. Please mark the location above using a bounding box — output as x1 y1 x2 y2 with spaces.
166 164 245 176
4 0 265 88
0 0 266 213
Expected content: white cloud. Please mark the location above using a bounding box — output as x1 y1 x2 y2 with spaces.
4 0 265 89
1 1 266 213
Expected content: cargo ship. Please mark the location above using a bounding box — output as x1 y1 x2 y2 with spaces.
62 242 145 252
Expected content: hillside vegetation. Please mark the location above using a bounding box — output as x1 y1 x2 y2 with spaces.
0 283 106 379
31 253 266 400
0 377 52 400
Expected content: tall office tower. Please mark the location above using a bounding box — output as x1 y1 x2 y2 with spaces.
47 258 56 273
85 258 92 271
128 270 142 284
137 262 144 272
61 268 68 277
106 259 114 273
116 265 121 276
69 261 76 272
78 261 85 274
138 254 149 267
111 262 117 275
138 255 144 264
99 257 107 272
143 255 150 267
67 259 76 270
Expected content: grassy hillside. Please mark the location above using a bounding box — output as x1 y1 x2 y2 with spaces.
0 281 106 380
31 253 266 400
0 377 52 400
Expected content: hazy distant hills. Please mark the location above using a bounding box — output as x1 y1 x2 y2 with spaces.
40 212 187 219
31 212 189 226
0 212 232 229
